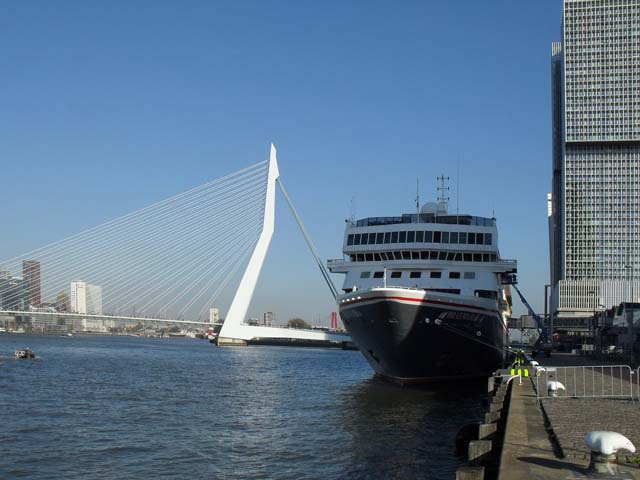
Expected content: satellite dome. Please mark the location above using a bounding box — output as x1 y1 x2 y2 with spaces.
420 202 448 215
420 202 438 215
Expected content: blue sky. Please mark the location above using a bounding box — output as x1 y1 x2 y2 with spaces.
1 0 562 322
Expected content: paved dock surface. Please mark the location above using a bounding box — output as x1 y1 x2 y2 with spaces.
498 353 640 479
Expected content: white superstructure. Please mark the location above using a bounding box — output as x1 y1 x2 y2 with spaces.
329 201 516 324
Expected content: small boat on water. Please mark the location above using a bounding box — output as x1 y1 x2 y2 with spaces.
14 348 35 359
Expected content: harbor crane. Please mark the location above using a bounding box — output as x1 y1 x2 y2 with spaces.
503 274 552 357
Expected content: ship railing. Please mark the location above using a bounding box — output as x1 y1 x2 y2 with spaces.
534 365 634 400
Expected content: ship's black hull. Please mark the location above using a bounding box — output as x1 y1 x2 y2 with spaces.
339 294 506 384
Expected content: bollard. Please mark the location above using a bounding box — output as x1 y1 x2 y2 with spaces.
456 466 485 480
468 440 492 462
478 423 497 439
585 431 636 475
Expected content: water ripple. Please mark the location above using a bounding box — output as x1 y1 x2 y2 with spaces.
0 334 484 479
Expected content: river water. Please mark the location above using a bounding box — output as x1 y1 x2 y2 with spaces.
0 334 486 479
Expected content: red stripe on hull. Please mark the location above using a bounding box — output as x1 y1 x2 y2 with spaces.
341 294 498 314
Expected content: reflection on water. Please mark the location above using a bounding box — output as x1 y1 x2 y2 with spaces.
339 379 486 479
0 335 485 479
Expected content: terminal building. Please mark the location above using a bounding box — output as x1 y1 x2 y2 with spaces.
548 0 640 332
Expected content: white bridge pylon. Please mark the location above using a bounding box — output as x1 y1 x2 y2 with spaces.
217 144 349 346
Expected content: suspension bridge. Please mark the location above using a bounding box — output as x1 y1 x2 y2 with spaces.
0 145 349 344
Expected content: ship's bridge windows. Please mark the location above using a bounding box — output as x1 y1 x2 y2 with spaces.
373 271 384 278
407 231 415 242
442 232 450 243
459 232 467 244
360 272 371 278
390 271 402 278
410 271 422 279
347 234 354 246
347 250 499 264
467 233 476 245
416 231 424 242
450 232 458 243
433 231 442 243
425 231 433 243
369 233 377 244
449 272 461 279
464 272 476 279
376 232 384 244
430 271 442 278
384 232 391 244
391 232 399 243
354 234 362 245
399 231 407 243
485 233 493 245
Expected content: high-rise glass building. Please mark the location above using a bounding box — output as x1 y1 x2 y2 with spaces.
549 0 640 323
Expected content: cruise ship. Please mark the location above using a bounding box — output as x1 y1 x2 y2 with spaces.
327 200 517 384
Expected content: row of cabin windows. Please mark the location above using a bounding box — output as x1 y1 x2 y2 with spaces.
360 271 476 280
349 251 498 263
347 231 492 247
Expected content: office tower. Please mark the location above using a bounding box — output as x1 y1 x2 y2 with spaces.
22 260 41 307
549 0 640 324
70 281 103 315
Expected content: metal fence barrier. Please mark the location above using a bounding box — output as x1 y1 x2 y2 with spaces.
535 365 634 400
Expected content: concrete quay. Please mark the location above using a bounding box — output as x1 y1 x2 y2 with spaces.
497 354 640 480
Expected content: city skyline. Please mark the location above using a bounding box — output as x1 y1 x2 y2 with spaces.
2 1 563 319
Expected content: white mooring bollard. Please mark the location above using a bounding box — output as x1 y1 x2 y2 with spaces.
546 380 565 397
584 431 636 475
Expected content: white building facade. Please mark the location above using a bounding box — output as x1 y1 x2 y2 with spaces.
70 281 103 331
549 0 640 322
70 281 103 314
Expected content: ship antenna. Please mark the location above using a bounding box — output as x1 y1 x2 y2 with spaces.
456 156 460 224
415 178 420 219
349 195 356 223
437 175 450 206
